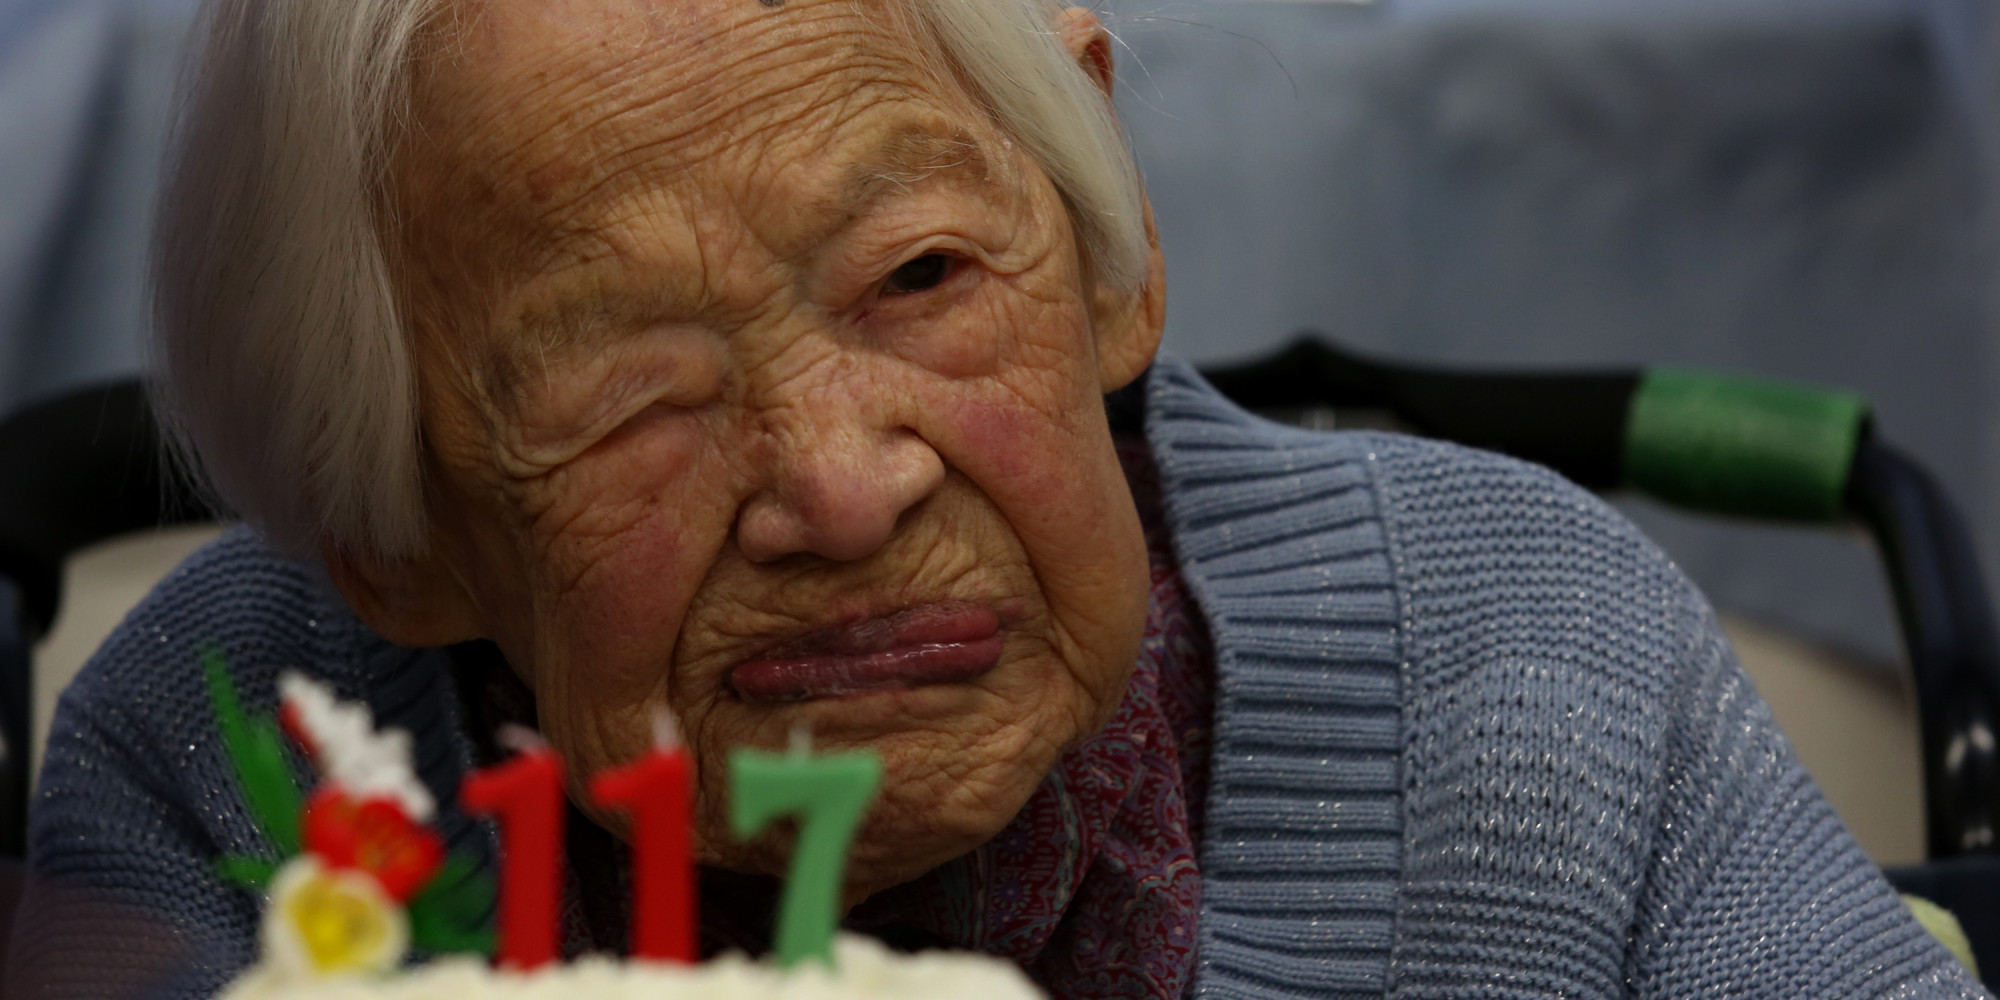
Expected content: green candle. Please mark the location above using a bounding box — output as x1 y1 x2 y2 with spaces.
729 734 882 969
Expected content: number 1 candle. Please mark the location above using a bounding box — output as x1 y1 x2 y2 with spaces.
588 711 697 963
729 730 881 969
461 735 565 970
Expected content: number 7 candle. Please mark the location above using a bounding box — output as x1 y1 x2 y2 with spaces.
730 730 882 969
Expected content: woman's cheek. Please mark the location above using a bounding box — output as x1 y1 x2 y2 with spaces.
927 344 1105 498
941 395 1057 495
537 418 728 683
557 512 695 640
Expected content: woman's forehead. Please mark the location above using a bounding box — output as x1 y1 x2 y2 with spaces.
399 0 990 273
416 0 950 166
390 0 1043 391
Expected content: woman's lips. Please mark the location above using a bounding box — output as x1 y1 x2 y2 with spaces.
729 602 1003 703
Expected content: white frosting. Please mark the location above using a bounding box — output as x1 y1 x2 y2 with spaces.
278 672 434 820
219 934 1044 1000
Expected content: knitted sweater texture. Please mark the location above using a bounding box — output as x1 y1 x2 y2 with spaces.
10 355 1985 1000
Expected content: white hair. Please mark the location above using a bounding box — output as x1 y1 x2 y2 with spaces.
153 0 1149 562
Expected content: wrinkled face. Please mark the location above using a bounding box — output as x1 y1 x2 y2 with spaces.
381 0 1158 901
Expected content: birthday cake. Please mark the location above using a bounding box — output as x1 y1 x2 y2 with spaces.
201 658 1042 1000
218 934 1043 1000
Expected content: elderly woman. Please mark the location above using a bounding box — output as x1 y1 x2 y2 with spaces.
8 0 1985 998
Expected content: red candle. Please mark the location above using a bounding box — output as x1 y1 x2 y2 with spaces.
588 725 696 963
461 746 565 969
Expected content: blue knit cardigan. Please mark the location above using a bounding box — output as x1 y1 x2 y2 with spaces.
11 356 1986 1000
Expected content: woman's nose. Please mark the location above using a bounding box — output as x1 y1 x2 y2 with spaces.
735 423 946 564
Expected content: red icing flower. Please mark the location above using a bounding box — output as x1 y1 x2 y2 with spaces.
302 789 443 902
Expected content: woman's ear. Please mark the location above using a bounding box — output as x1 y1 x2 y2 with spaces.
1057 8 1168 392
1093 197 1167 393
1058 7 1116 99
321 540 484 648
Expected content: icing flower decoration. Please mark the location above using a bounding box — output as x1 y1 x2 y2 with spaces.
302 789 445 902
205 649 494 969
262 854 409 979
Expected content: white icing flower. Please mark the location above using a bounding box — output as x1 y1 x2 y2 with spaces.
279 672 434 821
261 855 409 981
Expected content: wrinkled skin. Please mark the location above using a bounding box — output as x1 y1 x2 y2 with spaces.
328 0 1167 905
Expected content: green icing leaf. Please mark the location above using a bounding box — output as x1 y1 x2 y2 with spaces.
203 648 303 855
407 855 495 956
409 918 495 958
216 854 279 888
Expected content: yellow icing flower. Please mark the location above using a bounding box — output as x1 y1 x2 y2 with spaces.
261 855 409 980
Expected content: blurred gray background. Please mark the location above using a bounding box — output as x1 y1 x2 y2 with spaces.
1105 0 1994 673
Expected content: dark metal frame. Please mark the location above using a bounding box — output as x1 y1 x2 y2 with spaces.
0 381 207 857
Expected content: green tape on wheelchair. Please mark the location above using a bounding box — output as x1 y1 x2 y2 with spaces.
1622 368 1869 521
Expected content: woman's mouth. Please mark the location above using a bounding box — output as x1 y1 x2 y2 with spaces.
728 602 1003 703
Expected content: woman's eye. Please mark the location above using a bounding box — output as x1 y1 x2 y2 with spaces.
882 253 954 295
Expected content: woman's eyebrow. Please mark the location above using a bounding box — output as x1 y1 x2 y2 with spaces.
806 125 993 239
849 127 990 199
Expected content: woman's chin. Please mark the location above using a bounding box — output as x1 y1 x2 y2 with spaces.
676 658 1080 904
